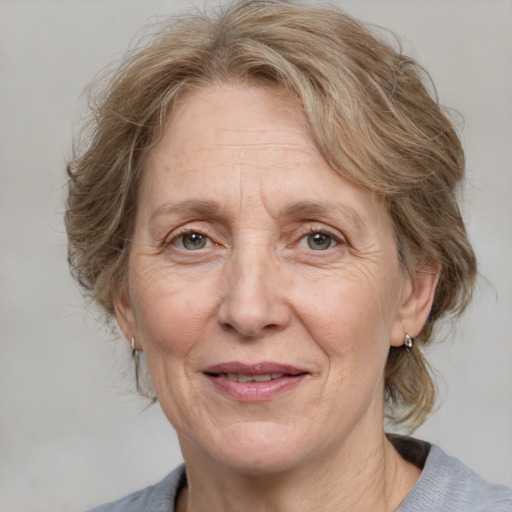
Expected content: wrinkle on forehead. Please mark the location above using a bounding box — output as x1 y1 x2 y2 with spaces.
148 82 314 167
143 82 387 235
166 82 309 141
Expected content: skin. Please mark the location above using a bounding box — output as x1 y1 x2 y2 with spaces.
115 83 438 512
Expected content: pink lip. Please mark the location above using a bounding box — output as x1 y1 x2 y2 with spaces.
202 361 309 402
203 361 306 375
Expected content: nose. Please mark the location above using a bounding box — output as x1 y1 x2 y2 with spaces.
217 245 291 338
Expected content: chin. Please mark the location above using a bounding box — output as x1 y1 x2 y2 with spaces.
184 421 315 476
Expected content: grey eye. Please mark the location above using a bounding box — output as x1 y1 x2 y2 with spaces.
307 232 333 250
181 232 208 250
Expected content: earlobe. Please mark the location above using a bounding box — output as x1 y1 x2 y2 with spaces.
113 291 138 344
390 265 440 347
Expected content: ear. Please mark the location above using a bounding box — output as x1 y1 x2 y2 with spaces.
390 265 440 347
113 288 139 347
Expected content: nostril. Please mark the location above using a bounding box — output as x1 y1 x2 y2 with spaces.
219 322 236 333
219 317 284 337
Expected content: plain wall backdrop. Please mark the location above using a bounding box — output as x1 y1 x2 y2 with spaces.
1 1 511 511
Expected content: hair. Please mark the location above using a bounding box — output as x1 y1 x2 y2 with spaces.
65 0 477 430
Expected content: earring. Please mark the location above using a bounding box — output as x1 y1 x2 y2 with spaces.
131 337 142 394
131 337 139 357
403 333 414 352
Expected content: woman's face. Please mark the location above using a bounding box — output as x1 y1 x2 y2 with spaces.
116 84 428 474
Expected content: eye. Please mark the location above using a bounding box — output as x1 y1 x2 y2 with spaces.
297 230 340 251
306 232 334 250
174 231 210 250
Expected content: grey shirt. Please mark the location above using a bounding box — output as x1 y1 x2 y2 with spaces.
87 439 512 511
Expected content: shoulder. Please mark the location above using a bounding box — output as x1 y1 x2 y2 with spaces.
398 443 512 512
84 464 186 512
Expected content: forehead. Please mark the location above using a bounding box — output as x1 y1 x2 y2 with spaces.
141 83 388 229
148 83 311 170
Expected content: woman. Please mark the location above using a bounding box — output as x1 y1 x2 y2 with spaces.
66 1 512 510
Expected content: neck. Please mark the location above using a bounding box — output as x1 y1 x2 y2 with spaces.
177 429 420 512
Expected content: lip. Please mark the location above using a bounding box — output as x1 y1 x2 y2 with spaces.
203 361 307 375
202 361 309 402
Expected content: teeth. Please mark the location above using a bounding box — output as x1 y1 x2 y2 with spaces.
224 373 284 382
252 374 272 382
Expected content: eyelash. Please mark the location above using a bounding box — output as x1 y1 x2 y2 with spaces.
295 226 344 251
165 225 345 252
166 228 214 250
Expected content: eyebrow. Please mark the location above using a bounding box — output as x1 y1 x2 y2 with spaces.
148 200 224 224
280 200 367 228
148 198 368 228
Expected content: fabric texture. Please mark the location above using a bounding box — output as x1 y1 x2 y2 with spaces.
86 439 512 512
395 444 512 511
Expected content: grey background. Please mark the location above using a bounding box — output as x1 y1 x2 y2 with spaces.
1 1 511 511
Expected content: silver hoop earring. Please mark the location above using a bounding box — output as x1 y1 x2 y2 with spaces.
131 337 143 394
403 333 414 352
131 337 139 357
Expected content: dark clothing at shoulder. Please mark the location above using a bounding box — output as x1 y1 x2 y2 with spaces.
86 438 512 512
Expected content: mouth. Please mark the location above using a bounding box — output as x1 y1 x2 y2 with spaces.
211 372 289 382
202 362 309 401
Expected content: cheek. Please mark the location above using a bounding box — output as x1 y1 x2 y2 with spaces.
130 265 219 359
293 267 400 363
315 274 398 329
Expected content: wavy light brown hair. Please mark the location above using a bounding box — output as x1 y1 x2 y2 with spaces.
66 0 477 430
